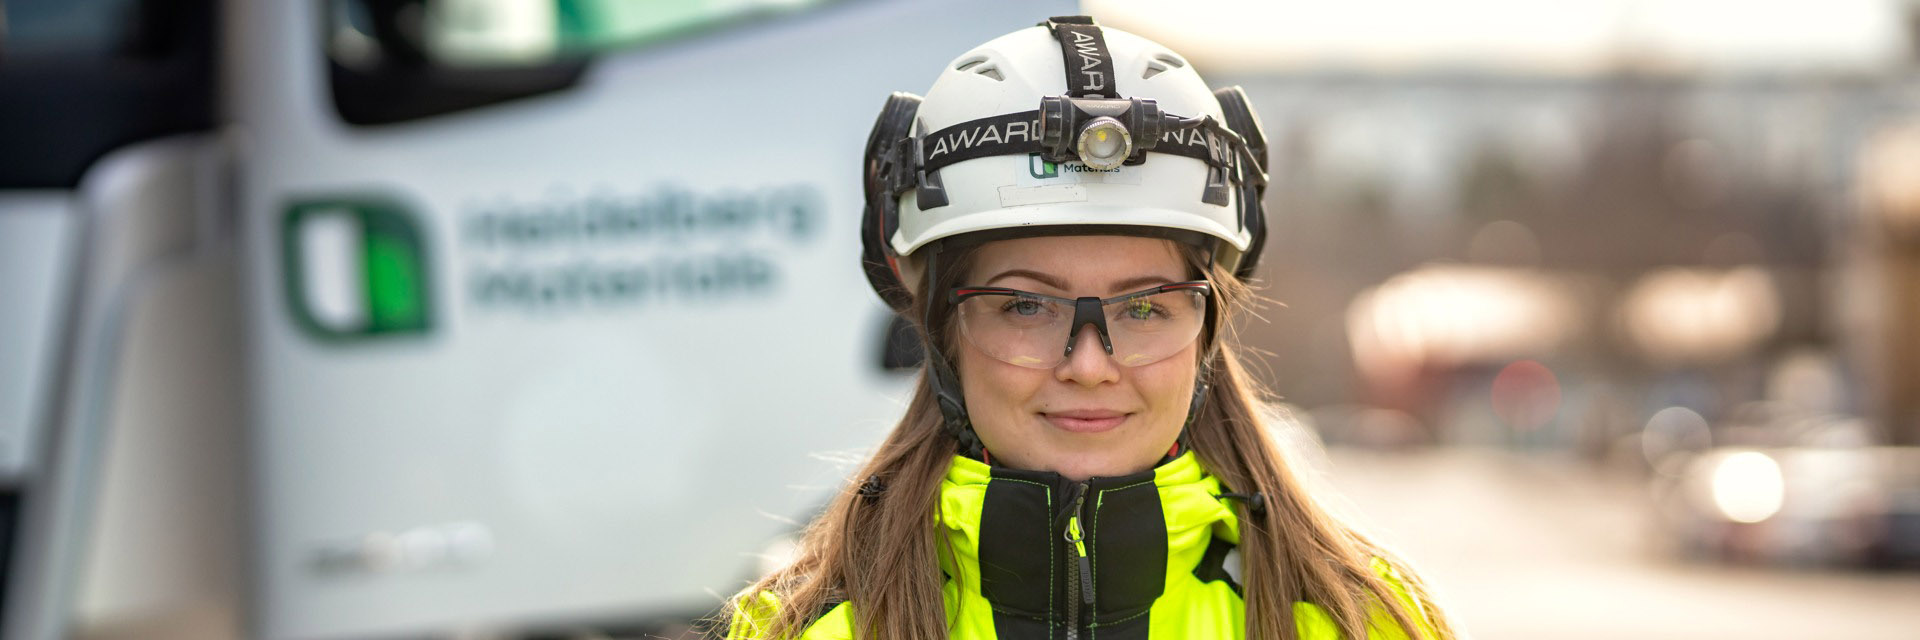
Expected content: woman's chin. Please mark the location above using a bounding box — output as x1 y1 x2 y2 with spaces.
1032 448 1163 481
981 419 1175 479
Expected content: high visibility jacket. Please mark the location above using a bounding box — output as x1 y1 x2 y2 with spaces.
730 451 1435 639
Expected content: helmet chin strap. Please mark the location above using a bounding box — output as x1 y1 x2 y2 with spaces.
1177 272 1226 460
928 351 985 460
922 246 988 460
1175 337 1222 462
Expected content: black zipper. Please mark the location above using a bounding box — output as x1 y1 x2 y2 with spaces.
1062 481 1094 640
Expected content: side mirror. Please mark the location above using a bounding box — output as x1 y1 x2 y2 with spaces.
326 0 588 125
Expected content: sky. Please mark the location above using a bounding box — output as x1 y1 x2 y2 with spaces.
1085 0 1914 74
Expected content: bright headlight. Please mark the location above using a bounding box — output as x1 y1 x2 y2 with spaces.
1711 451 1784 523
1076 117 1132 170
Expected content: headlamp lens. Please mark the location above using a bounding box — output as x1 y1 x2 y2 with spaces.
1076 117 1132 170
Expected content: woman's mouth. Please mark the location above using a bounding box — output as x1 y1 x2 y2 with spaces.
1042 410 1129 433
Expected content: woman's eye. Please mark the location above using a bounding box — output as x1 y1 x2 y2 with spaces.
1004 300 1045 316
1123 299 1160 320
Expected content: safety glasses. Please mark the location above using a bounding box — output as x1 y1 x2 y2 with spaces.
950 281 1211 369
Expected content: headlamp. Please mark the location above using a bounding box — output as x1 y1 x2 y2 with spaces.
877 89 1266 217
1039 96 1167 169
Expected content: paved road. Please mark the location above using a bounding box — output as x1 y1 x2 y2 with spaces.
1321 447 1920 640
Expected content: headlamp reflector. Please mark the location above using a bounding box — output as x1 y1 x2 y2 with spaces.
1076 116 1132 170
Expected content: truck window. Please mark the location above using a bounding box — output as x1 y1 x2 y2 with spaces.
0 0 216 188
327 0 844 125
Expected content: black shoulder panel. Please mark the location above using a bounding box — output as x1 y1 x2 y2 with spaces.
1191 536 1242 596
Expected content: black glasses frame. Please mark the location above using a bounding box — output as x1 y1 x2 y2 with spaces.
948 280 1212 359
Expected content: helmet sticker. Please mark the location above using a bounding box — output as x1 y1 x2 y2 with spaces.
1013 153 1144 188
997 184 1087 207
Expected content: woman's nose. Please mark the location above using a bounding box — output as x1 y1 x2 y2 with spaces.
1056 323 1120 386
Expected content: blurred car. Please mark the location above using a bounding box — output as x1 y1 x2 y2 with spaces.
1651 433 1920 568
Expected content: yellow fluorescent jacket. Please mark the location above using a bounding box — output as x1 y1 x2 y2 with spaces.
730 451 1435 639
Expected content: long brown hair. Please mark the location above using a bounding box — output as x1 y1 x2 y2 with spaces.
719 241 1458 639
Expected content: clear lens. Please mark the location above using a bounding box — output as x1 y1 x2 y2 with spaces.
1076 117 1132 169
1086 127 1123 158
956 288 1207 369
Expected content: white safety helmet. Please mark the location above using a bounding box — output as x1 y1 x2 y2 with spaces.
861 16 1270 311
857 16 1271 457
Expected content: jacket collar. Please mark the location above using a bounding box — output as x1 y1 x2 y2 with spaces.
935 451 1241 623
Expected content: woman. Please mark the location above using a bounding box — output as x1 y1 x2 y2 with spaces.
724 16 1457 640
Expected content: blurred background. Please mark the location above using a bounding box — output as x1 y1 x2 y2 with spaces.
2 0 1919 638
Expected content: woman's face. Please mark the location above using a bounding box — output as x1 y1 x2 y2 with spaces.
954 235 1200 481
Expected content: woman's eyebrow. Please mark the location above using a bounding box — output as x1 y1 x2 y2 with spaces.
984 270 1177 294
985 269 1067 290
1107 275 1176 293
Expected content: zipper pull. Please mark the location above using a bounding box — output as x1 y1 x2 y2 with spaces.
1064 486 1094 606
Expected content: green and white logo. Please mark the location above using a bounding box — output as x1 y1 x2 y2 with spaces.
1028 153 1059 179
282 198 433 340
1018 153 1138 188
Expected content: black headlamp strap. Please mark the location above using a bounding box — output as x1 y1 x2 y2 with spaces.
1153 121 1236 167
916 111 1250 178
1043 16 1117 99
919 110 1043 176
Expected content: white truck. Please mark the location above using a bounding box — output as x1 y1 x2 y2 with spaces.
0 1 1069 638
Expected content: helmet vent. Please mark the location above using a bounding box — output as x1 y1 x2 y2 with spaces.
1143 53 1186 79
955 55 1004 81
